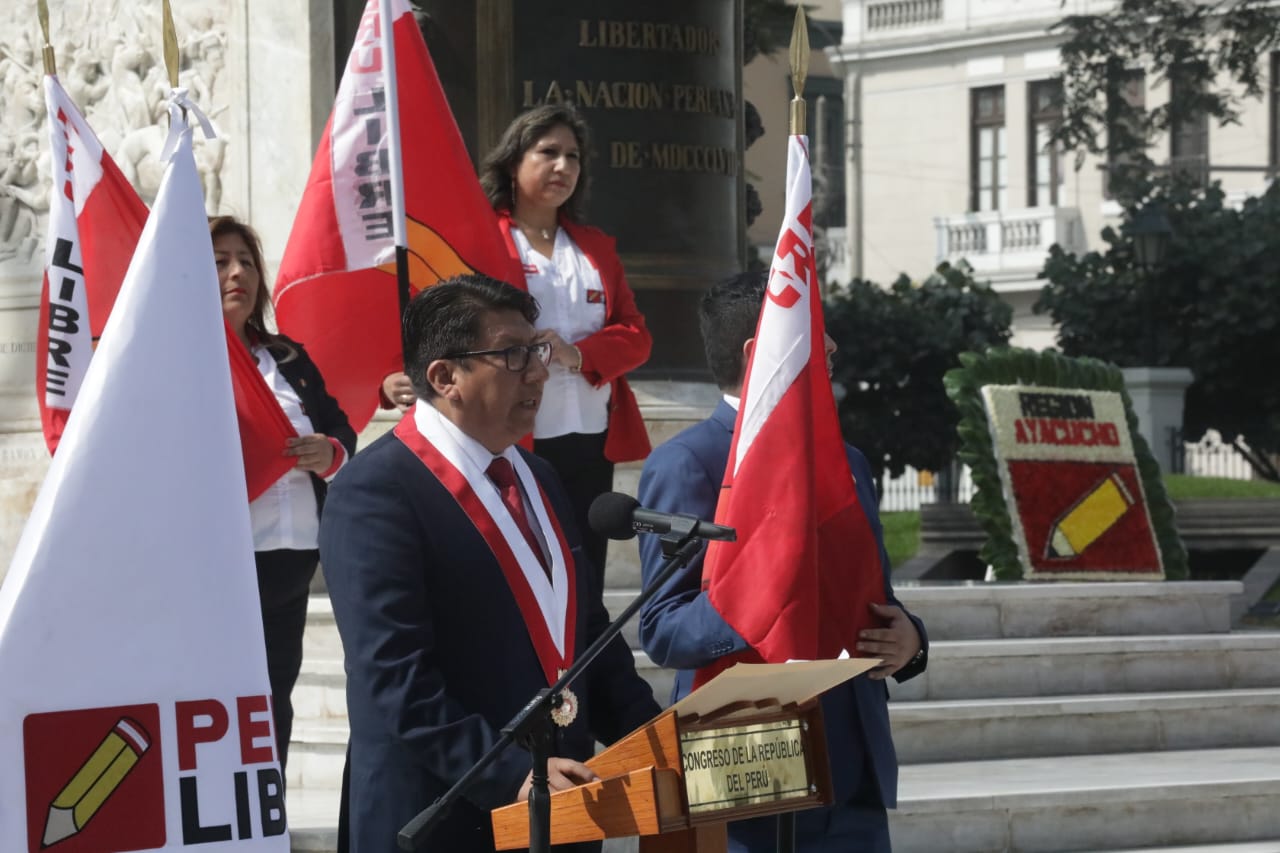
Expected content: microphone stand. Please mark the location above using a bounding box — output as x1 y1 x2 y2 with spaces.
779 811 797 853
397 518 723 852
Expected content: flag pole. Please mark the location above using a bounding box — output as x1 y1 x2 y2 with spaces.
775 13 810 853
37 0 56 75
789 5 810 136
377 0 411 316
788 5 825 303
161 0 180 89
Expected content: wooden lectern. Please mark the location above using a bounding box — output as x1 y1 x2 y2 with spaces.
491 659 877 852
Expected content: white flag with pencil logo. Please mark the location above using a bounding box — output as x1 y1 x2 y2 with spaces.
0 98 287 851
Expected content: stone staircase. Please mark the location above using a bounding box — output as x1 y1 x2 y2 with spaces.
887 581 1280 852
287 578 1280 852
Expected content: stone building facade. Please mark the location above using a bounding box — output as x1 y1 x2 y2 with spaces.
826 0 1276 346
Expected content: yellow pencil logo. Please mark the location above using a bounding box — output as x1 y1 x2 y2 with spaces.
42 717 151 848
1045 471 1135 559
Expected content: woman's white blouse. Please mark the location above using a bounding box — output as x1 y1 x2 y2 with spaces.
514 227 612 439
248 346 320 552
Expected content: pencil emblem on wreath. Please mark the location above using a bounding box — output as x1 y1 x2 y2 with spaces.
41 716 151 848
1045 470 1135 559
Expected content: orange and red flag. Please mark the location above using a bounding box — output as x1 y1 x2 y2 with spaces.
274 0 523 431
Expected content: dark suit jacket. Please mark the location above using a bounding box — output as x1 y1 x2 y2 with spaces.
636 400 928 811
320 427 660 853
267 335 357 513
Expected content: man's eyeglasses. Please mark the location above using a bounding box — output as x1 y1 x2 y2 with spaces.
443 341 553 372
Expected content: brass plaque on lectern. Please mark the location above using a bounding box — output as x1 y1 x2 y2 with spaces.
679 719 814 815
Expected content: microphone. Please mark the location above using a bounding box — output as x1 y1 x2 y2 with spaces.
588 492 737 542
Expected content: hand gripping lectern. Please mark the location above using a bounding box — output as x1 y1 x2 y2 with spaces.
490 659 878 852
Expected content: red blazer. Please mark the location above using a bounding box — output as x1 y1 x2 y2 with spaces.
499 212 652 463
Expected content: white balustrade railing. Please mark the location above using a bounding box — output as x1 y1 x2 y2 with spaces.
855 0 1115 41
866 0 944 30
933 206 1086 277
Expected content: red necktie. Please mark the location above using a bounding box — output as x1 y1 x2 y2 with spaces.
487 457 550 577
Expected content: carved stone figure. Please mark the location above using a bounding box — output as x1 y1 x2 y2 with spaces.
0 0 231 269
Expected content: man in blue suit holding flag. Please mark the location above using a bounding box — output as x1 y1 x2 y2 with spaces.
637 270 928 852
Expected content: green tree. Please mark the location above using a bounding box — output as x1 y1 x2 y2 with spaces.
825 263 1013 488
1036 179 1280 481
1039 0 1280 479
1051 0 1280 204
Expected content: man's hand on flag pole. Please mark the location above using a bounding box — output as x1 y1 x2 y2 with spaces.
857 602 923 680
382 372 416 411
285 434 336 474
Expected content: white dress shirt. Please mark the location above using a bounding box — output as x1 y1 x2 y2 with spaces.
413 403 569 651
513 227 612 438
248 346 343 552
418 403 551 564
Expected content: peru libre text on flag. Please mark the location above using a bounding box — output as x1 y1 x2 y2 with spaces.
37 76 148 454
0 113 286 852
696 135 886 686
275 0 521 431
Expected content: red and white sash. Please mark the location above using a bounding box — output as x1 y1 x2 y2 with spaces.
395 407 578 685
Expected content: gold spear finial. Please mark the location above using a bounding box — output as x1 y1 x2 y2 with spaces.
789 5 811 135
37 0 56 75
162 0 180 89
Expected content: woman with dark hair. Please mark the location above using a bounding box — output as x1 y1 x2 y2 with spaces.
211 215 356 768
482 103 652 583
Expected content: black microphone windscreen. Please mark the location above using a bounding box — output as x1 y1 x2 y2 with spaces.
588 492 641 541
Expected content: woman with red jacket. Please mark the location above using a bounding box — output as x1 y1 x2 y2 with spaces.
482 103 652 582
379 105 652 581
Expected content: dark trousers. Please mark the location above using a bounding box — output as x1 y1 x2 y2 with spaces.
727 778 891 853
254 548 318 771
534 431 613 587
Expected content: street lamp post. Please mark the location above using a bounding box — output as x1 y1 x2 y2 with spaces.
1129 204 1173 365
1123 203 1190 474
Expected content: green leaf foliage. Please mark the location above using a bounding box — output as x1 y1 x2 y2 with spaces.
743 0 796 64
1035 180 1280 477
824 262 1013 486
1051 0 1280 204
1045 0 1280 479
943 348 1189 580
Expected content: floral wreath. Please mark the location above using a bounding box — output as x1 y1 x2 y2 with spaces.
944 348 1187 581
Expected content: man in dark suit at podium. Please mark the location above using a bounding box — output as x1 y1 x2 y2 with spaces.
321 276 660 853
637 271 928 852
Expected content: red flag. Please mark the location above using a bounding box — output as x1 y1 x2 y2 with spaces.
695 136 886 687
224 324 299 502
37 76 148 454
274 0 523 432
